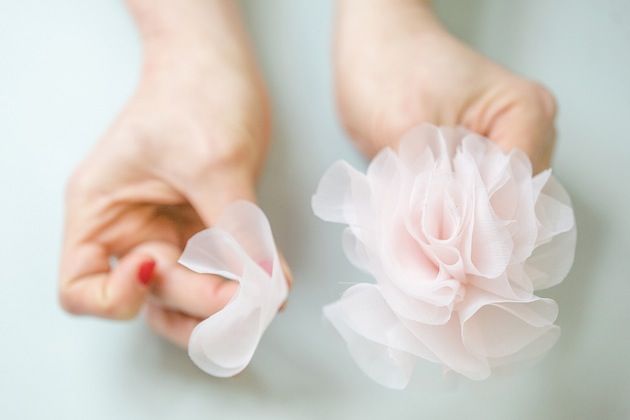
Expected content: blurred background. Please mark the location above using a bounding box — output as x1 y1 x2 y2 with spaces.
0 0 629 419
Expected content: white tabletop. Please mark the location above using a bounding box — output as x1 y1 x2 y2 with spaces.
1 1 629 419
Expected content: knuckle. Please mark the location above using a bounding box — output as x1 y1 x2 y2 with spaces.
531 83 558 119
64 166 91 199
183 131 259 183
518 81 558 120
58 289 82 315
205 134 251 167
98 298 137 320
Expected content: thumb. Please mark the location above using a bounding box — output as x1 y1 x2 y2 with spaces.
184 168 257 227
486 82 557 174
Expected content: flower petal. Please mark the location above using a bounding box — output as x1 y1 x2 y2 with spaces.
401 315 491 380
324 284 420 389
460 288 558 359
398 124 450 171
489 326 560 368
341 228 372 273
526 227 577 290
533 173 575 245
462 161 514 278
312 160 371 225
179 201 288 377
380 282 454 325
527 174 577 289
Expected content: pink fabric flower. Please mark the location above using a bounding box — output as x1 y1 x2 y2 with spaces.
312 124 576 388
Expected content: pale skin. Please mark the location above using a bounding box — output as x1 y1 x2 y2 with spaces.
59 0 557 347
336 0 557 174
60 0 276 347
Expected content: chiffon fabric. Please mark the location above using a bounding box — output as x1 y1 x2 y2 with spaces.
312 124 576 388
179 201 289 377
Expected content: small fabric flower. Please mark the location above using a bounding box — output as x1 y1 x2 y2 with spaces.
179 201 288 377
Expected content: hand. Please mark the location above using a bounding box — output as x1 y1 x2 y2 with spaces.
59 0 285 348
335 0 557 173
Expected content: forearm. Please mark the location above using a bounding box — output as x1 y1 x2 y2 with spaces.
336 0 446 58
125 0 256 72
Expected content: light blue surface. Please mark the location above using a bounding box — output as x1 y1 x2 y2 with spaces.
0 1 629 419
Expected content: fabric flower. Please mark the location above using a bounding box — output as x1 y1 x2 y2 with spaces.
179 201 289 377
312 124 576 389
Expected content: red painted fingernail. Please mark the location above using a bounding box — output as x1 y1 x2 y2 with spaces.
137 259 156 285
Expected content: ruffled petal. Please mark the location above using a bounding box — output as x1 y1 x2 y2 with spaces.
341 228 373 273
527 174 577 289
470 265 534 301
324 284 421 389
401 315 491 380
398 124 466 172
533 173 575 245
380 282 454 325
462 158 514 278
461 289 558 359
367 148 410 225
312 160 371 225
526 227 577 290
179 201 288 377
489 326 560 368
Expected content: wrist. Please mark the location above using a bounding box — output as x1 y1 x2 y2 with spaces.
338 0 434 16
337 0 441 33
126 0 255 76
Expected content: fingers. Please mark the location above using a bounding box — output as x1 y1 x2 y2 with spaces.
145 303 200 348
488 82 558 174
146 258 291 348
59 242 155 319
151 254 291 316
151 263 238 319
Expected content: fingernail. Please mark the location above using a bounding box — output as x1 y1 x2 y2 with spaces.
137 259 156 285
